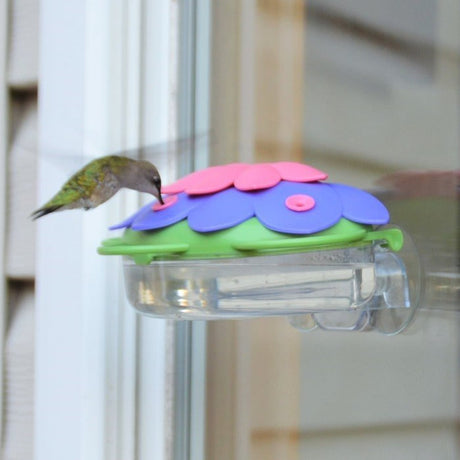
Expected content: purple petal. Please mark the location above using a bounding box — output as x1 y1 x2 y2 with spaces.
188 188 255 232
330 183 390 225
131 193 207 231
109 201 155 230
254 182 342 234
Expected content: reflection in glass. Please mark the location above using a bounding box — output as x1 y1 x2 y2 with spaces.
199 1 460 459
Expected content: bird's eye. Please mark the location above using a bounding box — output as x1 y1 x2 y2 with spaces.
152 176 161 187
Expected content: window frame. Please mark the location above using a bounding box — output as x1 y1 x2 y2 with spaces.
35 1 185 459
0 0 9 444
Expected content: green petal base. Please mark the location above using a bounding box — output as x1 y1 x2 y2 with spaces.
98 218 403 265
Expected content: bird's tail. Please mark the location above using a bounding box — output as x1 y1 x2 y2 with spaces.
30 205 63 220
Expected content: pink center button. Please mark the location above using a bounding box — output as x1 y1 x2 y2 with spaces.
153 195 178 211
285 194 315 212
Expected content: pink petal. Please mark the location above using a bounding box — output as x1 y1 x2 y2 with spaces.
161 174 197 194
271 162 328 182
234 164 281 191
285 194 315 212
162 163 249 195
152 194 178 211
186 163 249 195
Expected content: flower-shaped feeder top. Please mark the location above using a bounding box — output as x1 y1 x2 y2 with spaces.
98 162 421 334
99 162 403 264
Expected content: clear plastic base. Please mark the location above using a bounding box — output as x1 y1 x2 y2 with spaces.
123 231 421 334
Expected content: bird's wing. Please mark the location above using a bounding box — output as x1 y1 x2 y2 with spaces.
41 159 114 208
31 159 122 219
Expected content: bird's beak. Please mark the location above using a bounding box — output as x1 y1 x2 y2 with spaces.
156 185 164 205
153 179 164 205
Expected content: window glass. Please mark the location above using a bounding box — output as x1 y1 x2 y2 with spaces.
202 2 459 459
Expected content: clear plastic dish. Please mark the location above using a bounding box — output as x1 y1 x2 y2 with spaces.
123 235 421 334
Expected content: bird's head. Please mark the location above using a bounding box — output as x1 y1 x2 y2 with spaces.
134 161 164 205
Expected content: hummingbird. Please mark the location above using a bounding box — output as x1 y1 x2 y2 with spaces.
31 155 164 219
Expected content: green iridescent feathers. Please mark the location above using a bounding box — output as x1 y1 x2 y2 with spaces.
31 156 132 219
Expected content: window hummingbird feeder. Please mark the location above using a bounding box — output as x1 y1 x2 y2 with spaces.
98 162 422 334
